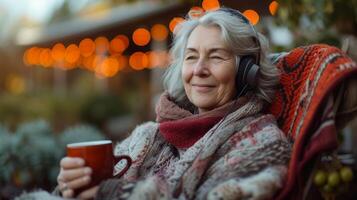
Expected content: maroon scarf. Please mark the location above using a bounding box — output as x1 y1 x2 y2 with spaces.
155 92 247 149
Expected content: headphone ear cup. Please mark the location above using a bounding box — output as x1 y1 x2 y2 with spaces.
235 56 260 96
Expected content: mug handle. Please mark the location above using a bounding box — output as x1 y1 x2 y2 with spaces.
114 155 132 178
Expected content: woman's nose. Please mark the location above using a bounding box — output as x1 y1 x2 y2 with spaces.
193 59 209 76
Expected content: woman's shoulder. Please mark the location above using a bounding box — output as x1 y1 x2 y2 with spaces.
239 113 287 142
114 121 159 154
131 121 159 138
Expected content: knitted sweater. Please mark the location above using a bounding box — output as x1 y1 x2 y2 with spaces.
96 94 291 200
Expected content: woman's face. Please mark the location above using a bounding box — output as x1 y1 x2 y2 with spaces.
182 25 237 113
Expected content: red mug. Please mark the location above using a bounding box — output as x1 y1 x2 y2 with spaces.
67 140 131 196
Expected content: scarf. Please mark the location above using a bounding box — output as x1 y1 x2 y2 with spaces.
102 91 290 200
155 92 248 149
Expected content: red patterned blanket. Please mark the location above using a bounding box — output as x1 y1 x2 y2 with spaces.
268 44 357 199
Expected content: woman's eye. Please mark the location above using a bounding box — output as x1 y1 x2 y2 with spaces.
185 56 196 60
210 56 223 60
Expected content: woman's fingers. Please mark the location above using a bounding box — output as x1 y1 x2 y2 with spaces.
61 188 74 198
59 167 92 182
60 157 85 169
77 186 99 200
60 175 91 191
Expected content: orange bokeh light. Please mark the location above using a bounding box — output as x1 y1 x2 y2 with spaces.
79 38 95 57
243 9 260 25
117 35 129 49
97 56 120 77
110 35 129 54
269 1 279 16
95 36 109 53
132 28 151 46
65 44 80 64
39 48 53 67
151 24 168 41
129 52 148 70
110 38 126 54
202 0 220 11
82 54 96 71
147 51 169 68
169 17 185 33
93 55 105 71
112 54 127 71
26 47 42 65
51 43 66 62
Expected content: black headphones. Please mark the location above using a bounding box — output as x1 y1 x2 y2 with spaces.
219 8 261 97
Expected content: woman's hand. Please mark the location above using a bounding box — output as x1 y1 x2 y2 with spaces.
57 157 98 199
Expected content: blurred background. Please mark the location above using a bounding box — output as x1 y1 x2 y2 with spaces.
0 0 356 199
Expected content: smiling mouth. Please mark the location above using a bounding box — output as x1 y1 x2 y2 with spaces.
192 84 215 87
192 84 215 92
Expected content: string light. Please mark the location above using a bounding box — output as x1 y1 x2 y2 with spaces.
65 44 80 64
243 9 260 25
151 24 168 41
202 0 220 11
99 56 120 77
132 28 151 46
39 48 53 67
269 1 279 16
129 52 148 70
95 36 109 53
169 17 185 33
79 38 95 57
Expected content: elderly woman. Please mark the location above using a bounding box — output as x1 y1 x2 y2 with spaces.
56 7 291 200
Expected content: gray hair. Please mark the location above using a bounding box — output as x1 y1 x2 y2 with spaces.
163 9 280 106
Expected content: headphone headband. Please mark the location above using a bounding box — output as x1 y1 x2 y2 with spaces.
219 8 261 63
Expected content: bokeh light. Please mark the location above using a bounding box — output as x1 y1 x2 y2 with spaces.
269 1 279 16
39 48 53 67
113 54 127 71
110 37 126 54
146 50 169 68
98 56 120 77
116 35 129 49
202 0 220 11
93 55 105 70
169 17 185 33
65 44 80 64
95 36 109 53
151 24 168 41
5 74 25 95
132 28 151 46
51 43 66 62
129 52 148 70
243 9 260 25
79 38 95 57
82 54 96 71
26 47 42 65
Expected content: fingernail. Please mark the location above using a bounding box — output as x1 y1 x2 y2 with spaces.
84 167 92 174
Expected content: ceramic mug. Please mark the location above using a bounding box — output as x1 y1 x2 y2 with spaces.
67 140 131 196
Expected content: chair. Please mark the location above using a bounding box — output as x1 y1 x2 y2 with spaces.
268 44 357 199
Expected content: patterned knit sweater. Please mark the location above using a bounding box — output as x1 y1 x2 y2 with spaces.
96 94 291 200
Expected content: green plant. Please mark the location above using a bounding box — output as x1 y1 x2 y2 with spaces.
80 94 129 127
59 124 106 149
0 119 106 198
273 0 357 50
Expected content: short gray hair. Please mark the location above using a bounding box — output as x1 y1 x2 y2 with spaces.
163 9 280 106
